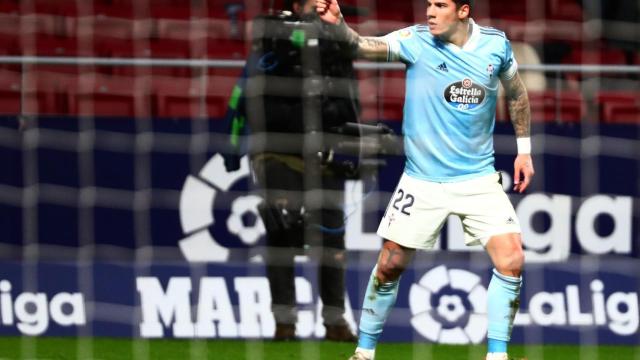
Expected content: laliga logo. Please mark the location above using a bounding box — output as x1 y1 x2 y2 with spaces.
178 154 265 262
409 265 487 344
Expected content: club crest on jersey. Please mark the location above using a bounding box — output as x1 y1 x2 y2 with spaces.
443 78 486 111
398 29 413 39
487 64 494 78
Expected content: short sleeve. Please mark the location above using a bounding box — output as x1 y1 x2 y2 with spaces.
499 38 518 80
383 26 423 64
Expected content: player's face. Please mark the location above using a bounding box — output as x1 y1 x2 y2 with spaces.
425 0 469 38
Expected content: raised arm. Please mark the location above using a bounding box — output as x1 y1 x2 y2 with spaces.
501 72 534 193
316 0 389 61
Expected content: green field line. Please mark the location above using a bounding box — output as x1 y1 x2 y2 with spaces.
0 338 638 360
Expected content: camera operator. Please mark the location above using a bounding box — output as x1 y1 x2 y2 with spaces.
223 0 359 341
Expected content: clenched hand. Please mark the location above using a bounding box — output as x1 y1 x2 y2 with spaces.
316 0 342 24
513 154 534 193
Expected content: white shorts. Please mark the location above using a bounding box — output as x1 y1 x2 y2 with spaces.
377 172 521 250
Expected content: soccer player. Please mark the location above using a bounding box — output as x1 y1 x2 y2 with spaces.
315 0 534 359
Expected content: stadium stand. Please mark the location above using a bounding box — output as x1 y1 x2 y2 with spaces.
0 34 20 57
596 91 640 124
0 0 636 121
74 15 151 40
357 72 379 121
105 38 193 59
379 71 406 121
528 90 585 123
19 13 58 35
22 34 81 57
0 0 18 15
152 74 236 119
0 68 66 115
545 0 584 22
68 73 152 118
22 69 68 115
563 45 628 65
205 37 247 59
0 13 20 39
0 69 22 115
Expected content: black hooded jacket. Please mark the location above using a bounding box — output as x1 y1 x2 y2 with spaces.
223 10 360 169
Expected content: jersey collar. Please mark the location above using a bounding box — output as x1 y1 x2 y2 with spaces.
462 18 480 51
444 18 480 52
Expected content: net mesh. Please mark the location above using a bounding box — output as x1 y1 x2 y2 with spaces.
0 0 639 359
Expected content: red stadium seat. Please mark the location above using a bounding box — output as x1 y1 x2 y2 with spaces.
596 91 640 124
98 37 196 76
563 46 629 86
379 71 405 121
527 90 585 123
20 14 58 35
153 76 204 118
156 18 196 40
488 0 530 22
0 69 22 115
141 0 181 7
151 4 193 20
0 34 20 56
153 74 236 118
374 0 413 22
23 0 59 15
22 34 89 57
546 0 584 21
206 38 247 59
0 69 64 115
95 37 136 58
0 13 20 36
563 46 628 65
22 70 67 114
156 18 235 41
357 72 379 121
67 73 151 117
150 38 195 58
93 2 136 19
55 1 79 17
0 1 19 15
207 67 242 80
52 0 77 13
206 18 236 40
75 16 137 39
355 70 406 122
99 37 193 58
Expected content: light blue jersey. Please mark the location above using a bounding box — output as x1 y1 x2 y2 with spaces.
384 19 518 182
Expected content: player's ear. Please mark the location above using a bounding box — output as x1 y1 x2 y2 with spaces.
457 4 470 19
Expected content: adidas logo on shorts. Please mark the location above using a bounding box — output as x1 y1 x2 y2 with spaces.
388 213 396 227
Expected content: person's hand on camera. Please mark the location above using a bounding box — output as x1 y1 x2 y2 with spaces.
316 0 342 24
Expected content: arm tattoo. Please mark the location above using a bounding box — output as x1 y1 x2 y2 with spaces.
335 18 360 49
335 17 389 61
357 37 390 61
503 73 531 138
